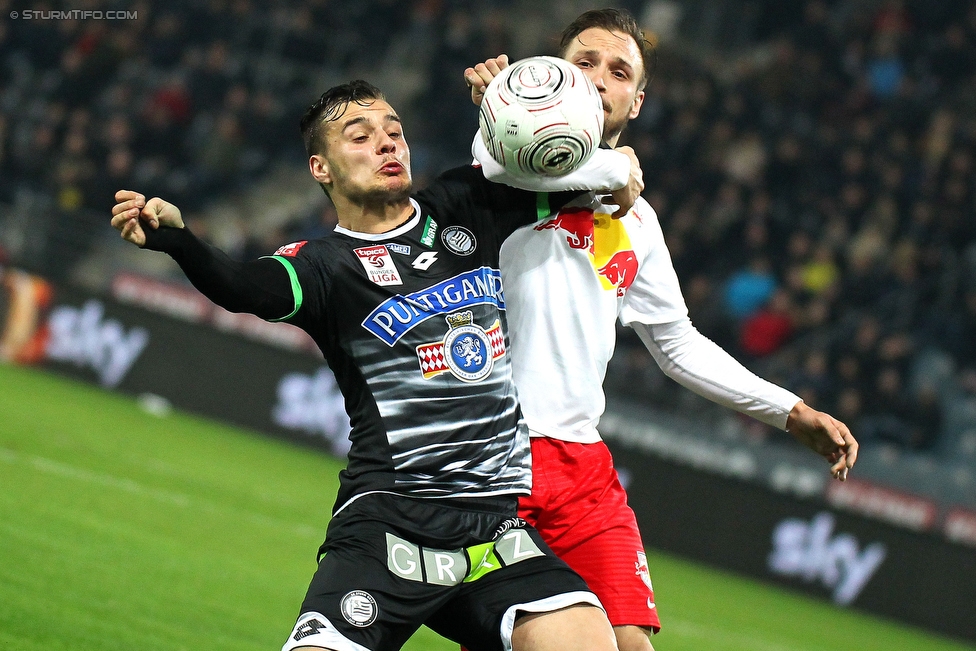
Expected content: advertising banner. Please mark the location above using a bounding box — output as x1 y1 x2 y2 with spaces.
608 439 976 642
1 271 350 456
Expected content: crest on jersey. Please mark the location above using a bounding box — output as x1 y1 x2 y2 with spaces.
354 245 403 286
635 551 653 591
441 226 477 256
340 590 378 627
416 311 504 382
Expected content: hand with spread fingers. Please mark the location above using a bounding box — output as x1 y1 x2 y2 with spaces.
110 190 184 248
785 401 859 480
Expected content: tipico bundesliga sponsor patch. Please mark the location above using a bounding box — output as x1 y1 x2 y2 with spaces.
354 245 403 286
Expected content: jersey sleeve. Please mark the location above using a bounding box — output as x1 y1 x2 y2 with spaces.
618 199 689 326
471 129 630 192
419 164 580 240
261 243 331 331
142 224 296 320
632 317 801 430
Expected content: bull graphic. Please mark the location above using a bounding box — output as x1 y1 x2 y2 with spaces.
453 335 483 368
598 250 639 297
534 207 595 253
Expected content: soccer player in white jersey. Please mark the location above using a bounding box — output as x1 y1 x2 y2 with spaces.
464 8 859 651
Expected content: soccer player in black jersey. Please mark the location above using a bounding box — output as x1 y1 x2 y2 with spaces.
111 81 619 651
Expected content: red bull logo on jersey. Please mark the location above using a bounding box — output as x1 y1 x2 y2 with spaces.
534 207 595 253
537 205 640 296
598 250 638 297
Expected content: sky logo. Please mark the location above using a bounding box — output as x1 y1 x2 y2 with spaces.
768 511 887 605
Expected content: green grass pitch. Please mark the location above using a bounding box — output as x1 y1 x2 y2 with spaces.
1 362 973 651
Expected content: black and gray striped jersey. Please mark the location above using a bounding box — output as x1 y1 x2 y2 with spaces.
270 165 566 513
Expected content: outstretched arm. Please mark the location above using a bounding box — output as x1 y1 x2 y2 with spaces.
110 191 295 321
471 129 632 193
633 317 858 480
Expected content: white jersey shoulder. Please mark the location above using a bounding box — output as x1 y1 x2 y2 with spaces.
500 194 687 443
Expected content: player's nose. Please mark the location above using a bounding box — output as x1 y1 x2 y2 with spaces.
588 67 608 91
376 133 397 154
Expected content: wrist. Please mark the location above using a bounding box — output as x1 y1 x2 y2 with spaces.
785 400 807 431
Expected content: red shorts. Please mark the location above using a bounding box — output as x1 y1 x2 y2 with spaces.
518 437 661 632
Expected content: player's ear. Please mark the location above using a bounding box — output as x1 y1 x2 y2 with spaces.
309 154 331 185
629 90 645 121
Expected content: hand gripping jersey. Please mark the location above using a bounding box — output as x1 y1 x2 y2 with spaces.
268 166 566 512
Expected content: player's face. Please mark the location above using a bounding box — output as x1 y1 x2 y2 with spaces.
315 99 412 203
562 27 645 146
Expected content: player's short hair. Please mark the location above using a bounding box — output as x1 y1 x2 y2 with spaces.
300 80 386 157
558 8 656 89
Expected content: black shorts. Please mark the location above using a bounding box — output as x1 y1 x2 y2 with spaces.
281 493 600 651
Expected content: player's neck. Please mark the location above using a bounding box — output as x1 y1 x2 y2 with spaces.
334 196 414 234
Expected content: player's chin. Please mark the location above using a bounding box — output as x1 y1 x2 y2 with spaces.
363 179 412 204
385 176 412 196
602 117 625 143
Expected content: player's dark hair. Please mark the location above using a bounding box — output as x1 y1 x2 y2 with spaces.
300 80 386 157
558 8 657 89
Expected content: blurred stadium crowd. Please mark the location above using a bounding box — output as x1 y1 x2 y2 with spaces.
1 0 975 471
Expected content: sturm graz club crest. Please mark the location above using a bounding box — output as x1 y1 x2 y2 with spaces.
440 225 477 256
340 590 378 627
416 312 505 381
443 310 494 382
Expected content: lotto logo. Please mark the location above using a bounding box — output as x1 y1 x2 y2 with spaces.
293 618 327 641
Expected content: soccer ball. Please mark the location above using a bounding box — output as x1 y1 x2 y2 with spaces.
479 56 604 177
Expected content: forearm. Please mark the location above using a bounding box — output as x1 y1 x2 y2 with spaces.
632 318 800 430
471 129 629 192
143 225 295 320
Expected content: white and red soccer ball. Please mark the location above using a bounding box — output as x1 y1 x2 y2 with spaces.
479 56 604 178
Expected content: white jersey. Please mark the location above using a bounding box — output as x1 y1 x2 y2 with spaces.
474 134 802 443
500 193 682 441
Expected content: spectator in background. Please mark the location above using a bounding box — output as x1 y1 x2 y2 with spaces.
0 114 11 202
866 36 905 99
195 111 244 188
724 255 777 321
740 288 796 358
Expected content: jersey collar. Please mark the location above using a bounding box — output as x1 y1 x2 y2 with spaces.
333 198 422 241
